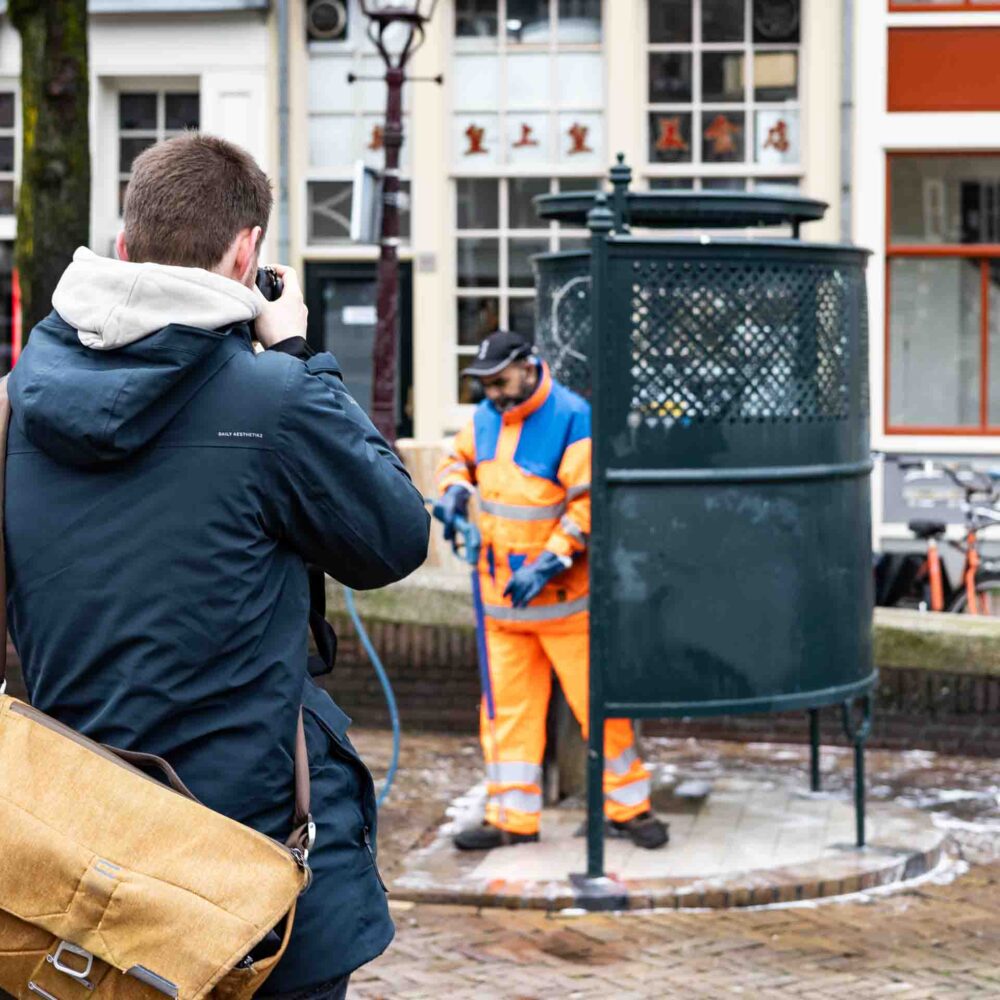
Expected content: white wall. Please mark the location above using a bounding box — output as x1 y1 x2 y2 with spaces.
0 12 272 259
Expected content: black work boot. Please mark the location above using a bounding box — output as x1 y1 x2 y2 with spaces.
608 811 669 849
453 821 540 852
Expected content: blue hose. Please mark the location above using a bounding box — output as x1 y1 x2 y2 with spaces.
343 585 400 808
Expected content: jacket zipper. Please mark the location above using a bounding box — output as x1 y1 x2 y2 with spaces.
363 826 387 892
5 700 309 876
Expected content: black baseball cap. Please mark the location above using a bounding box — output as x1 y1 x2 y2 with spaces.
461 330 534 378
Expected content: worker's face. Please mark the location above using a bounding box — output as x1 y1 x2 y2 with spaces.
480 360 536 411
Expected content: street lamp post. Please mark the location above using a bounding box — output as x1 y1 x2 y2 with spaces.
354 0 440 444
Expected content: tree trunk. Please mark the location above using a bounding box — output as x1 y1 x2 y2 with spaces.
9 0 89 338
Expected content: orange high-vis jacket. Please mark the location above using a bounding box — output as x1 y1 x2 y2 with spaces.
436 363 590 630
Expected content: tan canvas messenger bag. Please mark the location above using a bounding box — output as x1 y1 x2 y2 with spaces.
0 378 316 1000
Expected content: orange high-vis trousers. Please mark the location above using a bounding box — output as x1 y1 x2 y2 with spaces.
480 622 651 835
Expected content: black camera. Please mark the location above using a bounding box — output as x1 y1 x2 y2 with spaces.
255 266 284 302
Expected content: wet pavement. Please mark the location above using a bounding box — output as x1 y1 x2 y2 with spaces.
349 729 1000 998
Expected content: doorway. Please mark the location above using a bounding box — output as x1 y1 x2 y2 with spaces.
304 261 414 439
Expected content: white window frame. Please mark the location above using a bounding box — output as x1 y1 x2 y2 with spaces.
115 84 201 221
305 0 412 253
0 81 19 241
450 0 604 416
645 0 803 190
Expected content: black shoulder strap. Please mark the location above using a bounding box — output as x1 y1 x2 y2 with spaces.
0 375 9 694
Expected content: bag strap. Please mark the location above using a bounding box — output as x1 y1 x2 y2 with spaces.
0 376 315 860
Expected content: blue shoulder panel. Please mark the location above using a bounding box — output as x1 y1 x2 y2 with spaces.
473 400 503 464
513 390 568 483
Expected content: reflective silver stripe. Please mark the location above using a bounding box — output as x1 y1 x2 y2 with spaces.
605 746 639 777
484 595 589 621
493 789 543 813
479 498 566 521
606 779 652 807
559 515 587 544
487 761 543 785
566 483 591 500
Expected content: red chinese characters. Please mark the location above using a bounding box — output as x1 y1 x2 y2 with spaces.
464 124 488 156
513 123 540 149
655 117 689 153
704 114 741 157
567 123 593 156
368 125 384 152
763 120 790 154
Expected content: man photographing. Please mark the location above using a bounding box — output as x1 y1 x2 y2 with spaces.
4 133 429 998
437 331 668 852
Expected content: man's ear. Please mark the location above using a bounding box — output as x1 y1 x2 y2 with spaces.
115 231 129 262
234 226 262 285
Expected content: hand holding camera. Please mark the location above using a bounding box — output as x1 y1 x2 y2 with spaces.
254 263 308 349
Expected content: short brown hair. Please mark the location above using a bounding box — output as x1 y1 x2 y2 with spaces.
123 133 273 269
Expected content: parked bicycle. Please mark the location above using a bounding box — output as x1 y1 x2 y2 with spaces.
876 461 1000 615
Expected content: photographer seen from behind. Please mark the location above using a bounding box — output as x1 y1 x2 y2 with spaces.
4 134 429 999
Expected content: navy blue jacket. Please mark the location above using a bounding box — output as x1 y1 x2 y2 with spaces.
5 312 429 991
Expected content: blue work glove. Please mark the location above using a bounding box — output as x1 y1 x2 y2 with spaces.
503 551 569 608
439 485 470 547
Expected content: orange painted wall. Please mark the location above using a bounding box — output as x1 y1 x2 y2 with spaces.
888 28 1000 112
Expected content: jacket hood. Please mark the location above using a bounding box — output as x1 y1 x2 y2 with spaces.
10 249 262 467
53 246 262 350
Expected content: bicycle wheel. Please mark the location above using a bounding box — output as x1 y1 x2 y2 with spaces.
947 576 1000 615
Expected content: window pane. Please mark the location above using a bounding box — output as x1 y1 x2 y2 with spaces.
649 177 695 190
557 236 590 252
119 136 157 172
457 237 500 287
754 109 799 165
703 0 744 42
754 176 800 193
119 179 129 217
509 237 549 287
991 264 1000 426
507 0 550 44
0 138 13 173
702 111 744 163
457 296 500 346
558 0 601 43
649 112 692 164
557 53 603 109
457 178 499 229
509 297 536 336
456 0 498 38
0 94 14 130
702 177 746 190
649 0 692 44
753 0 800 44
307 181 353 243
702 51 745 103
890 156 1000 245
119 93 157 130
889 258 981 428
754 51 798 102
649 52 693 104
165 93 199 130
454 55 501 111
508 53 551 109
0 181 13 215
509 177 550 229
558 176 602 192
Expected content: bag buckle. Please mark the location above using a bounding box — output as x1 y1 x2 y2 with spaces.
50 940 94 984
306 816 317 853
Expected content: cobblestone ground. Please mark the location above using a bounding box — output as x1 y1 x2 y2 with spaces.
351 730 1000 1000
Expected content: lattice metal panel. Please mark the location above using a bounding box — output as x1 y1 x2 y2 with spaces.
625 259 867 429
534 259 592 397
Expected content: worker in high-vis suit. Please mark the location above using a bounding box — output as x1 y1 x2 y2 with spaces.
437 331 668 852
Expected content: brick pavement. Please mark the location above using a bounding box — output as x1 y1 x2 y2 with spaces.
350 731 1000 1000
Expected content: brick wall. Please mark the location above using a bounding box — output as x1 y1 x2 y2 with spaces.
8 620 999 757
317 615 1000 758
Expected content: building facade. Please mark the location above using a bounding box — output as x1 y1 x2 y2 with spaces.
290 0 844 447
857 0 1000 550
0 0 996 550
0 0 273 365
